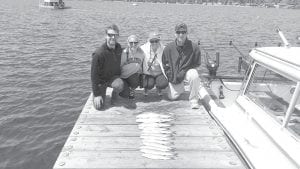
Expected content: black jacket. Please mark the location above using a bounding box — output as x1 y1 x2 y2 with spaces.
162 39 201 84
91 42 122 97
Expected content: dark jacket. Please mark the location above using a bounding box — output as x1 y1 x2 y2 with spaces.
162 39 201 84
91 42 122 97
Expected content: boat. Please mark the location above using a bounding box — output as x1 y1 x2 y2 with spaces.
198 28 300 169
39 0 69 9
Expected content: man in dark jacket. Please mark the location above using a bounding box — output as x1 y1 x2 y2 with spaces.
162 23 201 109
91 24 125 110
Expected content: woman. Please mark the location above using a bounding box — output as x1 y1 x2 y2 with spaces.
140 32 168 96
120 35 145 99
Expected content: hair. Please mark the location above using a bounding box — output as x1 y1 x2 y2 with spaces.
105 24 119 34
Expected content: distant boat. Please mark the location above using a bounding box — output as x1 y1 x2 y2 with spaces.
132 3 138 6
39 0 70 9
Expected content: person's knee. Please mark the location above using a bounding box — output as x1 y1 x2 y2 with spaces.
186 69 199 81
130 80 139 89
111 78 124 91
156 75 168 89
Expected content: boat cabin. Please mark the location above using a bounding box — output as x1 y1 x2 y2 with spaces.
200 46 300 169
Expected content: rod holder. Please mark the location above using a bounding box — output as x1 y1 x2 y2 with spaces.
205 52 219 77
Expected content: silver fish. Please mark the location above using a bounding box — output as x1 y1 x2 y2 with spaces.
136 118 173 123
141 129 175 135
140 148 176 156
140 135 174 141
138 123 172 129
142 139 174 146
137 113 174 119
141 133 174 138
140 145 173 152
142 153 174 160
141 141 174 150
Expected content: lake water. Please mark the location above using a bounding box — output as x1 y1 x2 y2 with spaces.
0 0 299 168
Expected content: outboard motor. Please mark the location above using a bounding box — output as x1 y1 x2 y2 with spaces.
205 52 219 77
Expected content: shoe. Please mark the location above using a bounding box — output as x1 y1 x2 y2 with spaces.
157 88 162 96
190 99 200 109
144 89 148 97
124 98 137 109
129 88 135 100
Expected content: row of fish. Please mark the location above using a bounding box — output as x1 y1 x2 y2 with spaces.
136 112 177 160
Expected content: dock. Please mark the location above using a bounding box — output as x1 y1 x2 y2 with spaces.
53 89 246 169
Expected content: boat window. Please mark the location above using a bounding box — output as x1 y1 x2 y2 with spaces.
245 64 300 136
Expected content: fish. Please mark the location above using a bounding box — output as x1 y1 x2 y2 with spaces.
140 148 176 156
142 153 174 160
140 135 174 141
136 118 173 123
142 139 174 146
140 141 174 151
137 112 174 119
141 128 175 135
140 126 169 131
138 123 172 129
141 132 174 138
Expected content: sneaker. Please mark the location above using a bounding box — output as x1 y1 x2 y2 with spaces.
190 99 200 109
144 89 148 97
157 88 162 96
129 88 135 99
124 98 137 109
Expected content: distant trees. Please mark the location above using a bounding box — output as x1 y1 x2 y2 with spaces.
121 0 299 5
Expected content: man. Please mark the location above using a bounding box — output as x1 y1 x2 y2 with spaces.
162 23 201 109
91 24 125 110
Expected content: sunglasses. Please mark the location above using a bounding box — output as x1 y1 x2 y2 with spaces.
129 42 138 45
150 39 160 44
107 33 119 38
176 31 187 35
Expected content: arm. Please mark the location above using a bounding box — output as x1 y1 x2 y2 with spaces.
120 50 127 67
91 52 105 97
161 50 171 81
194 44 201 67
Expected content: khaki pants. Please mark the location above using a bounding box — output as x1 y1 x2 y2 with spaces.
167 69 201 102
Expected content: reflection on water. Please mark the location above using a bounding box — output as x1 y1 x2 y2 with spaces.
0 0 299 168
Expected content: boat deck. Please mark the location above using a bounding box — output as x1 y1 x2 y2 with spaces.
53 89 246 169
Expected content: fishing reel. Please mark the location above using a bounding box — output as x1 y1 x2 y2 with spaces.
204 52 220 77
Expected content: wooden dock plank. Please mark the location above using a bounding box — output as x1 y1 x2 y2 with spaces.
77 114 212 125
55 151 243 169
61 136 231 152
69 124 222 137
53 91 246 169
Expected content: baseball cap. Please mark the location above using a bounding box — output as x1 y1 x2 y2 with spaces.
127 35 139 42
148 32 160 41
175 23 187 32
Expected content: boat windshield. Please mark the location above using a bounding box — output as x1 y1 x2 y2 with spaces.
245 63 300 136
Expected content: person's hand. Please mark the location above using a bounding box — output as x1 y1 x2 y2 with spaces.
93 96 104 110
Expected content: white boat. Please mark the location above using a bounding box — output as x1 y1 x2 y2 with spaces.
198 29 300 169
39 0 69 9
